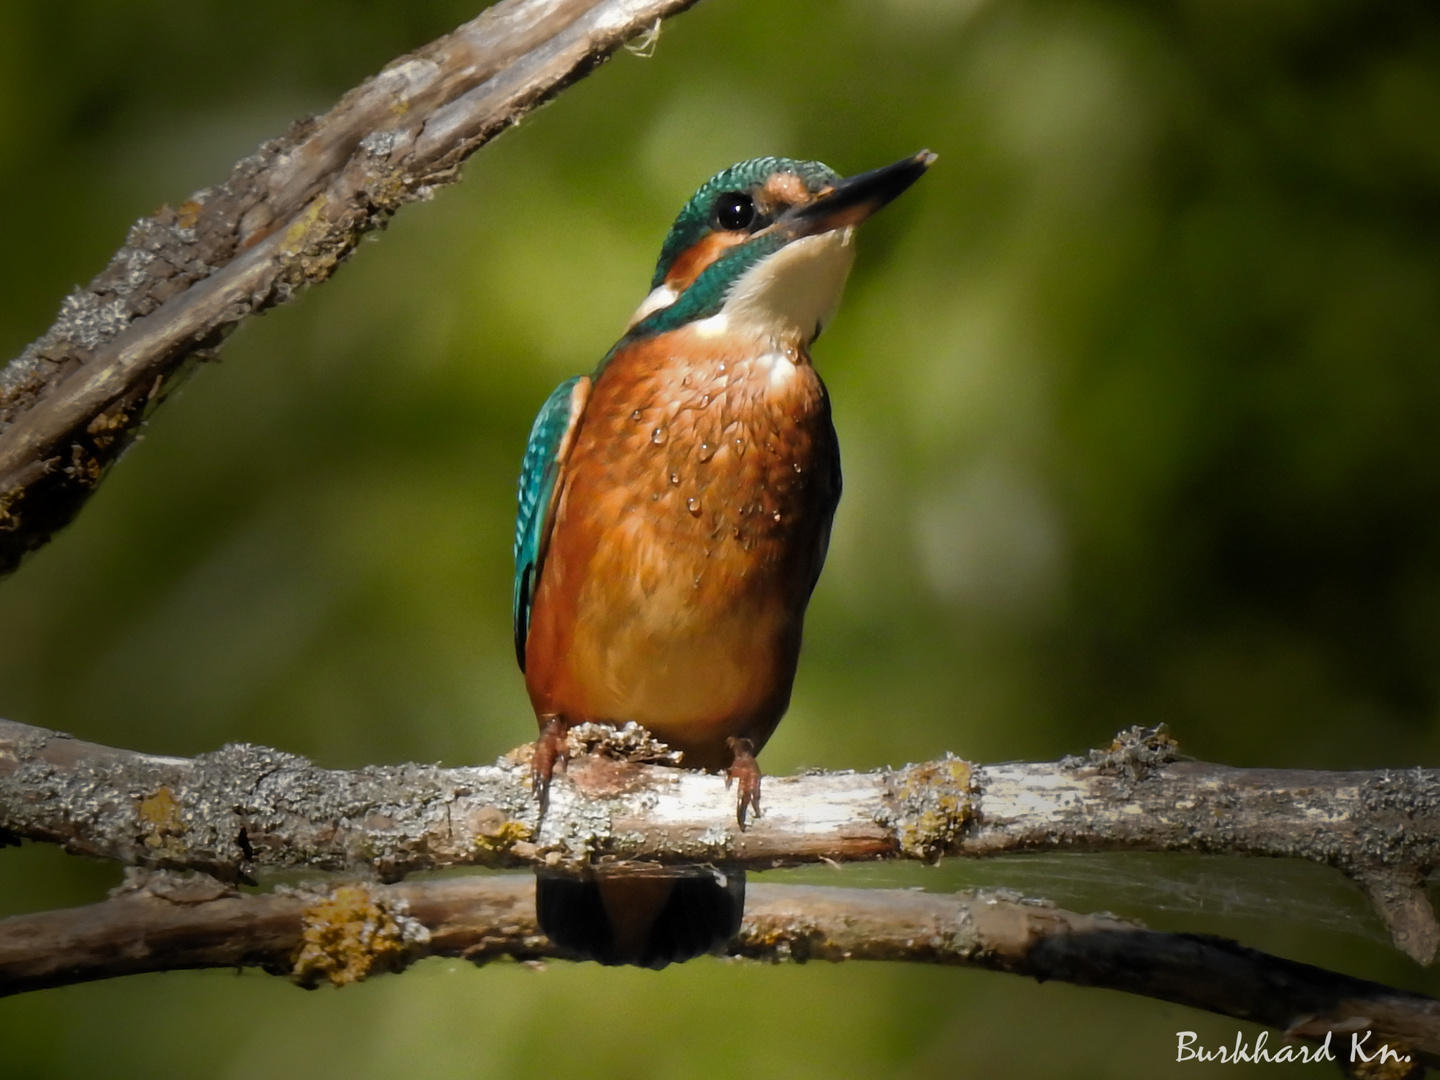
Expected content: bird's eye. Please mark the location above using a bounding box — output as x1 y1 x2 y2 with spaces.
713 191 756 232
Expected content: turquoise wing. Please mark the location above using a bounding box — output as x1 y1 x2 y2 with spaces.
513 375 591 670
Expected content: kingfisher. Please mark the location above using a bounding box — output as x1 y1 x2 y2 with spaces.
513 150 935 967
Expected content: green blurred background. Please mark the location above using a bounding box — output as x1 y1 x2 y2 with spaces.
3 0 1440 1075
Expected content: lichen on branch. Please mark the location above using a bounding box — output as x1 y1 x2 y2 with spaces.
2 718 1436 962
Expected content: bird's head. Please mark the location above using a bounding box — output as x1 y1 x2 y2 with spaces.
621 150 936 350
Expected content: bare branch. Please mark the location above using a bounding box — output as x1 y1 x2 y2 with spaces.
3 719 1437 962
0 874 1435 1066
0 0 701 574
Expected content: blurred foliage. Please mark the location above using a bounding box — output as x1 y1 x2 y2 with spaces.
2 0 1440 1075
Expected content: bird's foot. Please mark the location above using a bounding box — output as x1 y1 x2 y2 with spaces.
532 716 569 809
724 737 761 828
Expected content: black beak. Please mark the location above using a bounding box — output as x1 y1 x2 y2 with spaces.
781 149 937 237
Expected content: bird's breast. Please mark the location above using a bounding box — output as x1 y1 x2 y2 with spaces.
524 328 840 765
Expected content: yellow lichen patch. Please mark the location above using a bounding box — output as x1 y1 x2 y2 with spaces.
470 806 531 855
137 786 186 852
282 195 330 255
892 757 975 862
176 200 203 228
365 171 412 214
86 409 126 437
86 408 131 450
292 885 417 988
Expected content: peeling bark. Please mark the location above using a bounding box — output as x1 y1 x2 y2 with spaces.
0 0 701 573
3 719 1437 962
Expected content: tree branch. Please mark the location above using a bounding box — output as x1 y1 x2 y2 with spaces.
3 718 1437 962
1 873 1435 1067
0 0 700 574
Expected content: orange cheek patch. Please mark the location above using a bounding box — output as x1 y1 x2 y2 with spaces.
664 231 747 292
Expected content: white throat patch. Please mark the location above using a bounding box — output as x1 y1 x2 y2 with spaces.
711 228 857 347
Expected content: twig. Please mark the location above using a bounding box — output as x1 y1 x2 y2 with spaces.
0 873 1434 1067
2 719 1437 962
0 0 701 574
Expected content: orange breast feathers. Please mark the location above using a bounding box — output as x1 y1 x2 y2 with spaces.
523 328 841 770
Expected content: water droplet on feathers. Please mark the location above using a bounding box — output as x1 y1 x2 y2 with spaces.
697 442 715 462
651 427 667 445
686 497 701 516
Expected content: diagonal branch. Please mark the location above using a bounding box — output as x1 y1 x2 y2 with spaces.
0 0 701 575
2 718 1437 962
1 874 1435 1066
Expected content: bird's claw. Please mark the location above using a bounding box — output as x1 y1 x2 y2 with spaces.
725 736 762 828
531 717 569 810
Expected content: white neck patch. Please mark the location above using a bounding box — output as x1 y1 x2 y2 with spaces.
626 283 678 329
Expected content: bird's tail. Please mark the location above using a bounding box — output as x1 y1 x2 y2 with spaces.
535 867 744 969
